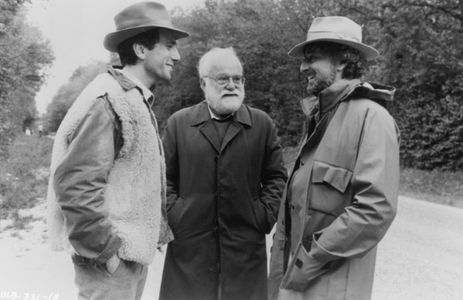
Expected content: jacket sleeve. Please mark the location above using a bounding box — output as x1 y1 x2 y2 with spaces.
53 98 122 264
259 117 288 234
309 107 400 263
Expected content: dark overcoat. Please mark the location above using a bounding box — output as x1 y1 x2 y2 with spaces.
160 101 287 300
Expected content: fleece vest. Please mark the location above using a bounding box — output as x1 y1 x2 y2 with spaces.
46 72 164 265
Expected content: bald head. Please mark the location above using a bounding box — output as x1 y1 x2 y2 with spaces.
197 47 243 78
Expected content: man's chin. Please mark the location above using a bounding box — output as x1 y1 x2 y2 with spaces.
216 100 243 114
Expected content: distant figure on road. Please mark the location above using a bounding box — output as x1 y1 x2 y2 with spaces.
38 124 43 137
268 16 400 300
46 2 188 299
160 47 288 300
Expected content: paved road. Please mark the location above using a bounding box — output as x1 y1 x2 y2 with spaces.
372 196 463 300
0 196 462 300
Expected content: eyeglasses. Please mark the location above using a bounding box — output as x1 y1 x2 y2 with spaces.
203 75 245 86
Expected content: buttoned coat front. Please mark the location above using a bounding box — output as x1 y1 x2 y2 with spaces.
160 101 287 300
268 81 400 300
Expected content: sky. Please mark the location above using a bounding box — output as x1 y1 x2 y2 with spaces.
26 0 206 114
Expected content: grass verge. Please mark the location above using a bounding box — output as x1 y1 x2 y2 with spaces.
400 168 463 208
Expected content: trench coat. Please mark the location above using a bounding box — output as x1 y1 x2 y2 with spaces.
268 81 400 300
160 101 287 300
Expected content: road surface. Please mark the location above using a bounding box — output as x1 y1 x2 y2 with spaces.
0 196 462 300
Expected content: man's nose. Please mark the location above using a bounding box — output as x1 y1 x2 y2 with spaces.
171 47 181 62
224 79 236 90
300 61 310 73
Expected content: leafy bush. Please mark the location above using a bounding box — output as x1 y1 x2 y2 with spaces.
0 134 52 220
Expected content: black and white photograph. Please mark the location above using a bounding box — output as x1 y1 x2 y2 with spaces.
0 0 462 299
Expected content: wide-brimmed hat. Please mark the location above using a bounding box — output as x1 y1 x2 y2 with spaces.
288 16 379 60
104 1 189 52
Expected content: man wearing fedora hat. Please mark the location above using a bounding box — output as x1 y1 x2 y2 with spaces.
268 16 400 300
46 2 188 299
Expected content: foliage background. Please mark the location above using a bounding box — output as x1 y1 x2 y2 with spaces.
0 0 54 158
36 0 463 171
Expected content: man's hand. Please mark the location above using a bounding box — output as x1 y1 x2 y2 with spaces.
280 242 328 291
105 254 121 274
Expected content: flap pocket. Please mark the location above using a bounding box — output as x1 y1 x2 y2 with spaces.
312 161 353 193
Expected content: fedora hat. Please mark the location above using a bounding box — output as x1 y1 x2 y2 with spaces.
288 16 379 60
104 1 189 52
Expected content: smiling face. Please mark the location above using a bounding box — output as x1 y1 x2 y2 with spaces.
142 29 180 83
300 47 339 97
201 55 245 115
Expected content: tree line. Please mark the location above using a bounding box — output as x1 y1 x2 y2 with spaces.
0 0 53 158
43 0 462 171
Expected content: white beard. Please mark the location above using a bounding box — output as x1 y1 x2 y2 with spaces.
207 88 245 115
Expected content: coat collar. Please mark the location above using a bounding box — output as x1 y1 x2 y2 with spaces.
107 66 155 106
190 101 252 127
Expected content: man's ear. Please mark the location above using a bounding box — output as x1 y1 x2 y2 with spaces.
200 77 206 89
133 43 146 60
336 61 347 79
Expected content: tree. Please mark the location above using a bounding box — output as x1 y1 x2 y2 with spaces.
44 61 107 132
0 0 54 157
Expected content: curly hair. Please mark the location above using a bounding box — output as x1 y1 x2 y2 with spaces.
117 29 160 66
303 42 368 79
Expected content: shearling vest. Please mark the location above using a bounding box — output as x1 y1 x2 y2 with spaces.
46 72 165 265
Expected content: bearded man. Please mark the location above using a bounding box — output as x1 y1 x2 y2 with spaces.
268 16 400 300
159 47 287 300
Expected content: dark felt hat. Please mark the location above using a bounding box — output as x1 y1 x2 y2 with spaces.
104 1 189 52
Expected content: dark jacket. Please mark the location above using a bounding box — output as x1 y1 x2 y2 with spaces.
268 80 400 300
160 101 287 300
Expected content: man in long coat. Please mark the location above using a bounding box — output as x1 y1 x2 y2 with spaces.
268 16 400 300
160 47 287 300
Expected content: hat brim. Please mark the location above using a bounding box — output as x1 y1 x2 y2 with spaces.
104 26 189 52
288 38 379 61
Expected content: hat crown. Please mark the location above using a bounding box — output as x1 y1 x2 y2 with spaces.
287 15 378 60
114 2 172 31
103 1 188 52
307 16 362 43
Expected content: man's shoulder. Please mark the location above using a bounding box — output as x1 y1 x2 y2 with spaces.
74 72 120 103
244 104 273 124
343 97 392 118
170 102 202 118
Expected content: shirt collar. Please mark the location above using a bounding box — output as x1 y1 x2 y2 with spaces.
207 103 234 120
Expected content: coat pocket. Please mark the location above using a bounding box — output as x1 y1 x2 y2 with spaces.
249 196 270 234
167 196 185 229
280 241 328 292
310 161 353 216
312 161 353 193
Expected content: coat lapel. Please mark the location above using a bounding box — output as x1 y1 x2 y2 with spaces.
220 104 252 152
220 122 241 152
190 101 252 154
199 121 221 153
